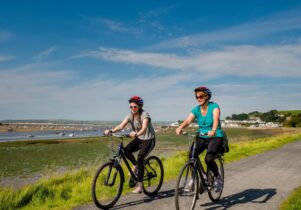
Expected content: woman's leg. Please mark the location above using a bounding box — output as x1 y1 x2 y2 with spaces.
132 138 155 193
136 138 155 182
189 137 206 163
124 138 141 165
205 138 223 177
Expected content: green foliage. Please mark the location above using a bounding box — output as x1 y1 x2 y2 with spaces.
230 113 249 120
260 110 284 123
283 114 301 127
280 186 301 210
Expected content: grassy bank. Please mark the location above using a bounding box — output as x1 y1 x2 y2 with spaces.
1 131 301 210
1 127 290 179
280 186 301 210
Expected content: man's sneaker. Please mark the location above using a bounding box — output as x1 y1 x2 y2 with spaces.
184 178 194 192
214 175 223 193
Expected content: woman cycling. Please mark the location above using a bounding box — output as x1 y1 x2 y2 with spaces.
104 96 156 193
176 86 223 192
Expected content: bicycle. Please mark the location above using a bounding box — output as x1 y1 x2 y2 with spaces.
175 133 224 210
91 134 164 209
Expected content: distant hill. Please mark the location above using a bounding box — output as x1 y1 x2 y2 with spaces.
279 110 301 116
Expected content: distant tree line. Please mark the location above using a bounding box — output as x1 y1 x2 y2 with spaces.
226 110 301 127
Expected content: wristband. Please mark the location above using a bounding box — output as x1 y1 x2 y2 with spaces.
135 132 138 137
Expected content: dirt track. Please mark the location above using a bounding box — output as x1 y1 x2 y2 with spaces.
74 139 301 210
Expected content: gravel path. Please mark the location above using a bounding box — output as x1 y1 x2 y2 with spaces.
74 139 301 210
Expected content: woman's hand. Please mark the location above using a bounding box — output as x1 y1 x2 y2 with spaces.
129 131 137 139
176 127 182 135
103 129 112 136
208 130 216 137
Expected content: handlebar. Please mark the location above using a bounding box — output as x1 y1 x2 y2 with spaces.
182 132 208 137
102 132 131 138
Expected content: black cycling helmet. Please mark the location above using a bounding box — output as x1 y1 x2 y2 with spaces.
194 86 212 100
128 96 144 107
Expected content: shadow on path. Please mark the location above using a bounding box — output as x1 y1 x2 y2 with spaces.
200 188 277 209
111 189 175 210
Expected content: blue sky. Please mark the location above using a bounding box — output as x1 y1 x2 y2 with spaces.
1 0 301 121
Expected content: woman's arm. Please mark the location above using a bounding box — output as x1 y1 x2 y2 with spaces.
176 113 195 135
111 117 129 133
208 107 220 137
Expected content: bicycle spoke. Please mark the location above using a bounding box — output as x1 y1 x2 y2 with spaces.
91 162 124 209
142 156 164 196
207 156 224 202
175 163 198 210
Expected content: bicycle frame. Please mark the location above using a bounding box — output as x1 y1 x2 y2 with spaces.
190 139 208 188
188 134 224 189
111 138 140 182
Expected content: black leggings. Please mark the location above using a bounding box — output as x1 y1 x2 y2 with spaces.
189 137 223 177
124 138 155 182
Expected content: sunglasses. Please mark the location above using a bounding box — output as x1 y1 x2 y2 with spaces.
195 95 206 99
130 106 138 109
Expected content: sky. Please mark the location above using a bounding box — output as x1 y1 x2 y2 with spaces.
1 0 301 121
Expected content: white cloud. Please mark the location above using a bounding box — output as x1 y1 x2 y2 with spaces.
1 60 300 120
34 46 57 61
102 19 129 32
74 42 301 78
0 61 195 120
0 55 14 62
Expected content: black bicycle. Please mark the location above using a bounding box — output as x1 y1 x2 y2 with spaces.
175 133 224 210
91 134 164 209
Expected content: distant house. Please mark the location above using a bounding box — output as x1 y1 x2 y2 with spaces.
170 122 179 127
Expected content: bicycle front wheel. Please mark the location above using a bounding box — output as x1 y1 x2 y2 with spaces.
91 161 124 209
207 156 224 202
175 162 199 210
142 156 164 196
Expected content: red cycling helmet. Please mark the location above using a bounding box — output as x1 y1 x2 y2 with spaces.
128 96 144 106
194 86 212 100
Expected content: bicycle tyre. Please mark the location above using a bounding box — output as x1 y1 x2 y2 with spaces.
142 156 164 196
175 162 199 210
207 156 224 202
91 161 124 209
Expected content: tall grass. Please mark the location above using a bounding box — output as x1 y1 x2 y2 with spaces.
1 132 301 210
280 186 301 210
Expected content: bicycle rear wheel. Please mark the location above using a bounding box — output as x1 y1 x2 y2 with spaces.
175 162 199 210
142 156 164 196
207 156 224 202
91 161 124 209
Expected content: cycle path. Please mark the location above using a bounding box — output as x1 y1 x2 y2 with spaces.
74 139 301 210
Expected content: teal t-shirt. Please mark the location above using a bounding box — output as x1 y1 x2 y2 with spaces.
191 102 223 138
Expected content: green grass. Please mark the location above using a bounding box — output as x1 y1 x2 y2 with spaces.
280 186 301 210
279 110 301 116
1 127 288 179
1 130 301 210
0 137 111 178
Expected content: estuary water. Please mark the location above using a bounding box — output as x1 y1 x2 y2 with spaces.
0 129 105 142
